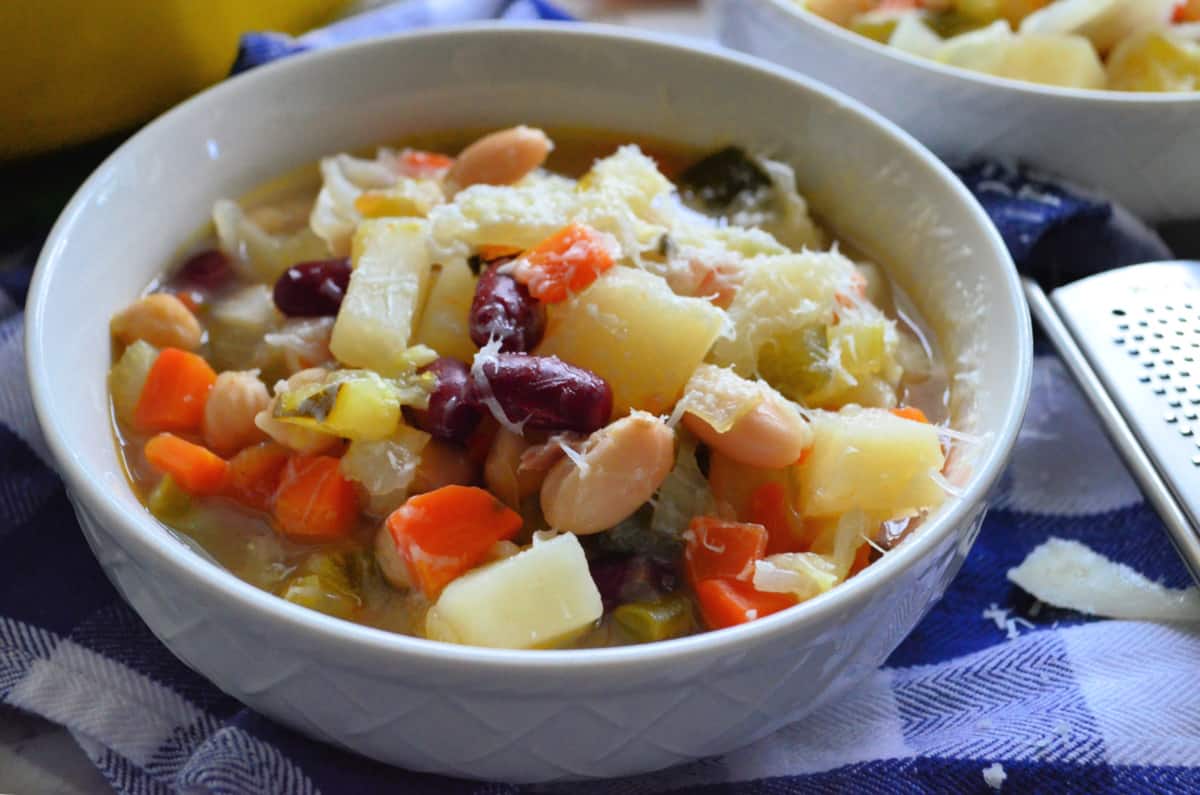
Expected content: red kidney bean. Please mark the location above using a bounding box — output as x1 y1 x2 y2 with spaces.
273 258 352 317
177 249 234 291
472 353 612 433
469 262 545 353
408 357 483 443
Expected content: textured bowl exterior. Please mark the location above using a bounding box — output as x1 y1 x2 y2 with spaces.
27 26 1030 782
711 0 1200 223
71 495 987 780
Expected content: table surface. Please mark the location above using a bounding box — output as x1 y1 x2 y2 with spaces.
0 4 705 794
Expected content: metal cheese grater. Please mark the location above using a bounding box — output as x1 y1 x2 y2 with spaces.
1024 262 1200 585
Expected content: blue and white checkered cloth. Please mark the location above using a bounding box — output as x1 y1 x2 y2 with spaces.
3 2 1199 792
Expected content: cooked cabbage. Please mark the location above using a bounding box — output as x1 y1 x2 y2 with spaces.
213 199 329 284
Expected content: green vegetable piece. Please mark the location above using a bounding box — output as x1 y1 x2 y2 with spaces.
849 17 898 44
758 325 832 401
613 594 694 644
679 147 771 213
147 474 191 521
582 505 683 562
279 574 359 619
279 549 378 619
109 339 158 425
925 10 986 38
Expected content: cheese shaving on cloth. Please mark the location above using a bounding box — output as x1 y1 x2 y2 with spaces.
1007 538 1200 622
982 762 1007 791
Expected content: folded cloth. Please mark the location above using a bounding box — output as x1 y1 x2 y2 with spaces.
2 3 1198 793
232 0 572 72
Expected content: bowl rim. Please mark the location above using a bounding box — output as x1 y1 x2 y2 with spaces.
758 0 1200 104
26 21 1032 673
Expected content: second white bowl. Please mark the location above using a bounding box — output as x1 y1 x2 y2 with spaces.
712 0 1200 223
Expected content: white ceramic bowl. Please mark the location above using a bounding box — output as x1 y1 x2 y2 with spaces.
26 24 1031 782
711 0 1200 223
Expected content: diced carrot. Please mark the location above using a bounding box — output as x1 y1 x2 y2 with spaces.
226 442 291 512
133 347 217 433
144 433 228 496
174 290 204 314
794 446 813 467
273 456 360 541
477 244 523 262
1175 0 1200 23
834 271 868 311
848 542 873 577
684 517 768 585
694 579 797 630
890 406 930 424
749 482 808 555
511 223 615 303
398 149 454 178
386 485 523 598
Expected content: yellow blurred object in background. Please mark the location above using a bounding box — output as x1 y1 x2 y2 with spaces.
0 0 347 159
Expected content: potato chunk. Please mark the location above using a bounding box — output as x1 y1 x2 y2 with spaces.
535 267 725 416
795 407 945 519
413 258 477 362
330 218 434 375
426 533 602 649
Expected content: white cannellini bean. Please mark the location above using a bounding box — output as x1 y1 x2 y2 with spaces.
446 126 552 190
540 412 675 535
683 380 812 470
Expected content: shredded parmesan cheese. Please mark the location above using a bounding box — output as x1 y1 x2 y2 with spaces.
1008 538 1200 623
982 762 1007 790
470 337 528 436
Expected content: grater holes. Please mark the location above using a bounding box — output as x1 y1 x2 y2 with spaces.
1112 308 1127 316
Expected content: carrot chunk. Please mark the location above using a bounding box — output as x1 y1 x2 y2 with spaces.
386 485 523 598
848 541 873 577
144 433 228 496
511 223 615 303
684 517 768 585
226 442 291 512
1175 0 1200 23
399 149 454 177
890 406 930 424
133 347 217 433
694 579 796 630
273 456 360 541
749 482 808 555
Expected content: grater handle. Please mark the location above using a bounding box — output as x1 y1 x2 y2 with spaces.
1023 277 1200 586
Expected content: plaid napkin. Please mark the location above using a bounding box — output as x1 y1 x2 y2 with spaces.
4 2 1200 792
